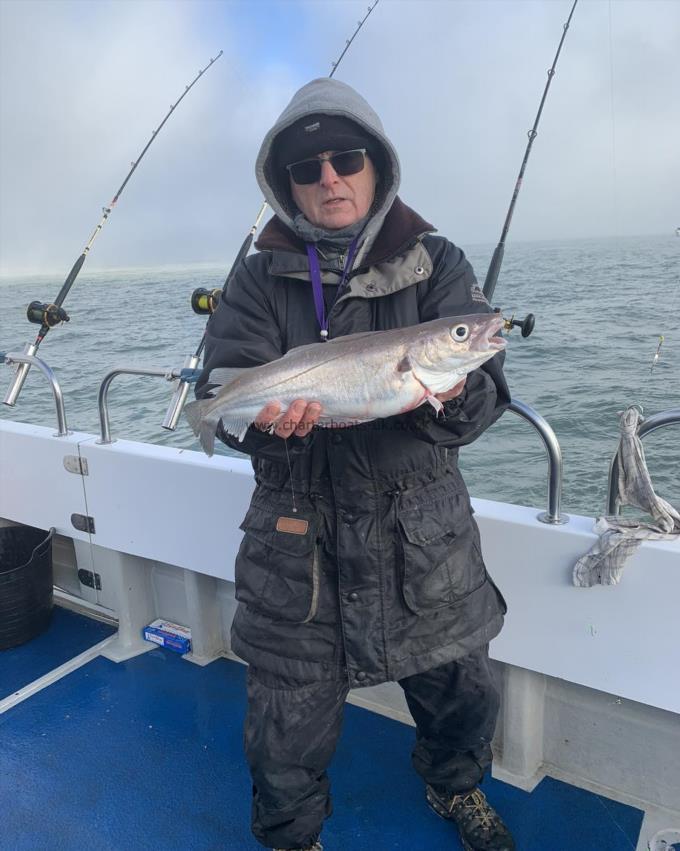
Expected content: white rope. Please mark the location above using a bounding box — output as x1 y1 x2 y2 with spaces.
573 406 680 586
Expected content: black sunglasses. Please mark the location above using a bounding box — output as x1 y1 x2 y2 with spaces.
286 148 367 185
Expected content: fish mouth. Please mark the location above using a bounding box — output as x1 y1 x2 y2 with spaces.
479 315 507 351
486 335 506 352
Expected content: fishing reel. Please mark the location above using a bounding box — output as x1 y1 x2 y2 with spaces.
190 287 222 315
496 308 535 338
26 301 70 327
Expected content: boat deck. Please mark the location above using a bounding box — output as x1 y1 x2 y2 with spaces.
0 607 645 850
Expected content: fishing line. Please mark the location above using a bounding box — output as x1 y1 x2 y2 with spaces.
650 260 680 377
482 0 578 303
3 51 223 408
283 438 298 514
607 0 618 200
605 0 676 402
606 0 629 384
605 0 676 386
605 2 647 390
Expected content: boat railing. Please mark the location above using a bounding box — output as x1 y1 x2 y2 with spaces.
2 356 569 524
507 399 568 525
97 366 183 444
606 407 680 516
2 350 69 436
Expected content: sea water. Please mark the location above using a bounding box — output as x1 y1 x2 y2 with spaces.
1 234 678 518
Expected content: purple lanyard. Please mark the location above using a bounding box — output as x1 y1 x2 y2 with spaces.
306 238 359 340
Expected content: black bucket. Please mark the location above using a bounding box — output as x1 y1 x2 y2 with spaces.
0 525 55 650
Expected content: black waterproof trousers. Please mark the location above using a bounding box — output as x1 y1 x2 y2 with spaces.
244 646 500 849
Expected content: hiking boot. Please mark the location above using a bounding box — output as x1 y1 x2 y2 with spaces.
426 785 515 851
272 842 322 851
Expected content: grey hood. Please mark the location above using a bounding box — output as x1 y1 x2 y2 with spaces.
255 77 401 265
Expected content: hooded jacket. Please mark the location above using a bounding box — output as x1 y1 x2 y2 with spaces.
196 79 511 687
255 77 401 265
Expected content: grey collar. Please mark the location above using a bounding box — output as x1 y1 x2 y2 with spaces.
291 211 369 252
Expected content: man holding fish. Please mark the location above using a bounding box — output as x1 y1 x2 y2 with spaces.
193 78 514 851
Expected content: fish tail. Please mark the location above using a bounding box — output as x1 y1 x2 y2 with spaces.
184 400 218 457
200 420 217 457
183 400 203 437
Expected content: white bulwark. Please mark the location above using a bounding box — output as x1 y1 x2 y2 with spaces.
1 418 679 845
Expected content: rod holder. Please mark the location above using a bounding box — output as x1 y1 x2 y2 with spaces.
3 342 38 407
161 354 201 431
2 350 68 436
606 407 680 516
507 399 568 525
97 366 181 445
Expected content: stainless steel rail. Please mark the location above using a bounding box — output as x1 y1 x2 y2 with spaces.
606 407 680 516
2 351 69 436
3 342 38 407
161 354 201 431
507 399 568 524
97 366 181 444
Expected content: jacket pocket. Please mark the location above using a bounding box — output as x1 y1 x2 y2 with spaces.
235 503 320 623
397 487 486 614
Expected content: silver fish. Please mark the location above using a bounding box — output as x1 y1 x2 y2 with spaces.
185 313 506 455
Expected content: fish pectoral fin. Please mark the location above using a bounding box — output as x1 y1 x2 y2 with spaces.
208 366 248 387
412 363 465 396
426 395 444 416
396 355 412 373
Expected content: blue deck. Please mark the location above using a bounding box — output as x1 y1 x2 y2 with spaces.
0 608 643 850
0 607 115 700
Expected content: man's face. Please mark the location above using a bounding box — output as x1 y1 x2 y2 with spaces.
289 150 377 230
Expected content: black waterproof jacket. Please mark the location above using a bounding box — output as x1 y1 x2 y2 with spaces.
196 198 511 688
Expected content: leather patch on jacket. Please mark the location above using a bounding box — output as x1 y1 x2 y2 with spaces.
276 516 310 535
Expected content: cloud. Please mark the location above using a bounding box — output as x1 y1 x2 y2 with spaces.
1 0 678 275
0 0 297 274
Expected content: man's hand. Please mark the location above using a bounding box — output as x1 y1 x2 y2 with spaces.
254 399 322 439
434 377 466 403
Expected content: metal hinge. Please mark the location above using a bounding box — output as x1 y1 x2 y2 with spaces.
71 513 95 534
78 569 102 590
63 455 89 475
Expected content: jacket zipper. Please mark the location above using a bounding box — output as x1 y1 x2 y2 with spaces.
302 541 321 623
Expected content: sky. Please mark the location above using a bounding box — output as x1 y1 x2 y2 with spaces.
0 0 678 275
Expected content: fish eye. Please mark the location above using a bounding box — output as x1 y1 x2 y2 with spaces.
451 323 470 342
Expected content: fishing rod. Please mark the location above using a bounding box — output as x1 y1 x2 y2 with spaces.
329 1 380 78
3 51 223 408
483 0 578 308
164 0 382 430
